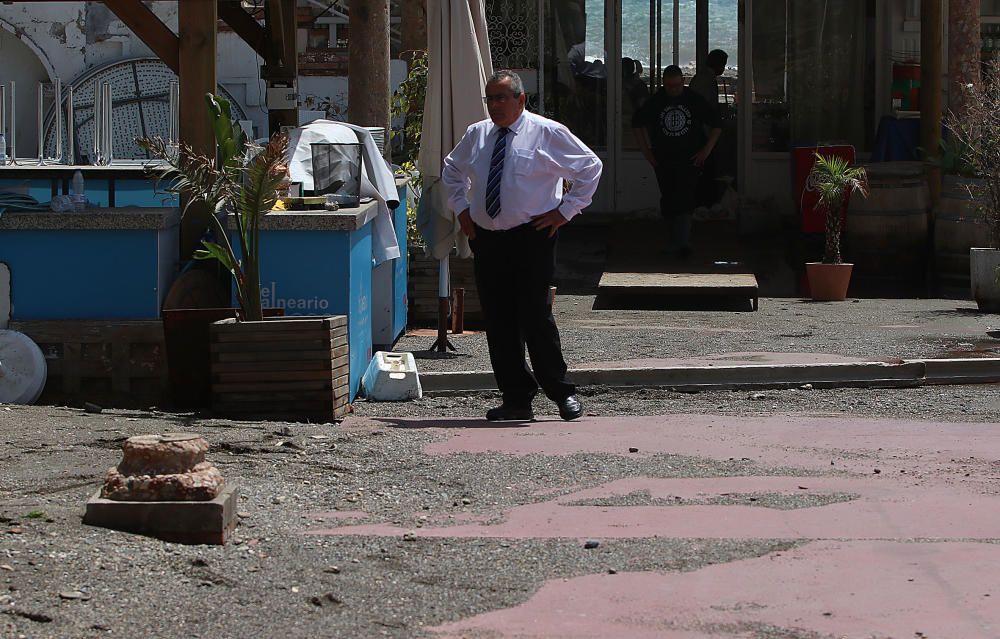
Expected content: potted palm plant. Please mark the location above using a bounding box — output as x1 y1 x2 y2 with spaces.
806 153 869 301
945 61 1000 311
142 95 350 421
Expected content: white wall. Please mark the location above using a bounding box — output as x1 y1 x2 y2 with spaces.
0 27 50 158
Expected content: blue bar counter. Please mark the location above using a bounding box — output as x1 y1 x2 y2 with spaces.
0 207 181 320
233 178 409 401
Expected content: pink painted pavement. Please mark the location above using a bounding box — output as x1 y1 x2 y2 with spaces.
318 414 1000 637
432 541 1000 638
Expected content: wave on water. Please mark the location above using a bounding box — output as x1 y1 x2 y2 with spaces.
584 0 738 70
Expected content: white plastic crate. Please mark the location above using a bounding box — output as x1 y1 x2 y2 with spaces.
362 351 422 401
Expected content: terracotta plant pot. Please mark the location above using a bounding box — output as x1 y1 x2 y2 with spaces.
806 262 854 301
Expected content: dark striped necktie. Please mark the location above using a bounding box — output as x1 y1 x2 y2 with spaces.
485 127 510 219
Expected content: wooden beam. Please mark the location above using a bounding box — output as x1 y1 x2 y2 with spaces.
178 0 218 260
349 0 391 155
218 0 267 59
263 0 299 134
921 0 943 208
103 0 180 73
948 0 981 120
401 0 427 66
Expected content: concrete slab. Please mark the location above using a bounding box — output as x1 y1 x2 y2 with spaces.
418 357 1000 393
83 483 238 545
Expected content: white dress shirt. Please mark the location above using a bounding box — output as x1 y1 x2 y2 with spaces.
441 111 603 231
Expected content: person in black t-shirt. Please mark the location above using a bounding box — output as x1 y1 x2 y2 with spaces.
632 65 721 257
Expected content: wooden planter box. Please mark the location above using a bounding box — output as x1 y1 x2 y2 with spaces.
210 316 350 422
9 320 166 408
407 246 483 327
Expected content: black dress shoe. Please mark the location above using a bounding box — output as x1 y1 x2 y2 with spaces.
485 405 534 422
557 395 583 421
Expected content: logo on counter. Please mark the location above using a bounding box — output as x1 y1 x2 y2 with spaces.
261 281 331 312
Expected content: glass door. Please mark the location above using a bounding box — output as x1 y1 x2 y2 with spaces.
613 0 742 215
488 0 614 211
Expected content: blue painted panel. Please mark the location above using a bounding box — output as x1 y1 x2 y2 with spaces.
81 178 111 208
0 229 162 319
116 180 178 208
0 178 55 204
232 226 374 401
392 187 408 340
348 226 373 400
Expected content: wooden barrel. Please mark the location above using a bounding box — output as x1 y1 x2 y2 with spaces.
933 175 989 297
845 162 929 293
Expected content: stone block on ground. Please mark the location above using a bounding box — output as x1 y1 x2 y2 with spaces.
84 484 238 545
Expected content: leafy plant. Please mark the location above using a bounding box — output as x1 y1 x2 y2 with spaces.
390 50 428 167
811 153 869 264
391 51 428 246
946 59 1000 248
139 94 289 322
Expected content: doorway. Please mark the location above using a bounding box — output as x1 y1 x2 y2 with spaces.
486 0 741 215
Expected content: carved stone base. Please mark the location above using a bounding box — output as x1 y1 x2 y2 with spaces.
101 462 225 502
84 484 238 545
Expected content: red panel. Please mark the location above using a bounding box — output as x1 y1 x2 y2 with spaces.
792 146 856 234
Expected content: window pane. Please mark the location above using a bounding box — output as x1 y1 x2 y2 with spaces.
752 0 870 152
544 0 608 150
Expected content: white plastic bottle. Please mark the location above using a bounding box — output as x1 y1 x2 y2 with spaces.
71 170 86 211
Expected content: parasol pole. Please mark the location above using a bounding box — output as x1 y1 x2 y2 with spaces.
430 253 456 352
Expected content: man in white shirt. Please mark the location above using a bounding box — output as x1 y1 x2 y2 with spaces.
442 70 603 422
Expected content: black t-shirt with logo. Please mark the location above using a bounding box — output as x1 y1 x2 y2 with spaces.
632 87 720 167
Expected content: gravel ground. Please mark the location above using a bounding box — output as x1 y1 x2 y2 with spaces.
2 384 1000 638
0 403 809 639
400 296 1000 373
354 384 1000 423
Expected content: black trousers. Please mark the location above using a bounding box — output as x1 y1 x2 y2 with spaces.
470 222 575 408
654 162 702 217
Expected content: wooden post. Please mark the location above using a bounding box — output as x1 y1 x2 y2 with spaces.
264 0 299 135
178 0 218 261
948 0 981 121
401 0 428 66
103 0 180 73
349 0 391 151
696 0 709 72
921 0 944 208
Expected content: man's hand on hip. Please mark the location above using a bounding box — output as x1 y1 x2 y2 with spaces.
458 210 476 241
531 209 569 237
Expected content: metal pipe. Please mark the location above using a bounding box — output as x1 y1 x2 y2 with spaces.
36 82 45 165
106 82 113 165
0 84 6 164
8 81 15 164
103 83 111 165
649 0 656 90
168 80 179 145
673 0 679 66
656 0 662 88
53 78 62 163
91 82 101 165
66 85 74 165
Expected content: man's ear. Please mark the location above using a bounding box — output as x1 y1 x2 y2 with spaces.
519 93 527 109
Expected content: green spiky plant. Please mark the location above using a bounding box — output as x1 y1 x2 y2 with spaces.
139 94 288 322
811 153 869 264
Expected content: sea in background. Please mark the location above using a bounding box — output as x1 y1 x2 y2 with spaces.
585 0 739 71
